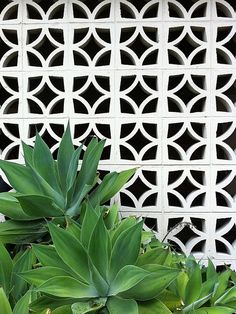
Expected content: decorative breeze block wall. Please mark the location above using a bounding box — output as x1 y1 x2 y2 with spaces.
0 0 235 267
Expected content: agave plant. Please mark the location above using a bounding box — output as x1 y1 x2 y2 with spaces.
158 256 236 314
20 204 180 314
0 124 135 244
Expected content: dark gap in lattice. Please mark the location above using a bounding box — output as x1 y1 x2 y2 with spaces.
217 27 232 42
215 240 229 254
167 123 184 138
216 122 232 137
175 82 199 104
0 82 12 103
50 52 64 67
223 81 236 104
168 193 182 207
0 0 11 14
167 240 182 253
4 101 19 114
95 76 110 91
73 51 89 66
216 170 232 184
167 217 183 229
27 5 42 19
128 34 152 58
216 218 231 230
27 52 42 67
216 3 232 17
191 192 205 206
191 240 206 253
120 50 135 65
143 3 159 18
174 225 199 245
191 27 206 42
120 192 135 207
216 145 230 160
50 100 64 114
120 28 136 43
96 124 111 138
4 52 18 67
143 171 156 186
168 75 184 90
143 193 157 206
96 51 111 66
216 192 229 206
3 4 18 20
191 123 205 137
41 129 58 150
0 37 11 59
34 35 57 59
217 48 231 64
73 99 88 114
143 76 158 91
223 224 236 245
49 77 64 92
96 28 111 43
168 146 181 160
168 171 183 185
174 129 199 151
143 50 158 65
120 146 135 160
49 4 64 19
3 77 18 92
190 217 205 232
224 129 236 151
168 27 183 42
33 0 54 13
120 123 135 138
191 49 206 65
80 83 103 106
168 2 184 18
95 3 111 19
144 218 158 232
191 75 205 89
28 77 42 92
73 77 88 92
81 34 104 59
216 265 231 272
35 83 58 107
73 4 87 18
175 177 198 199
190 170 204 185
120 76 136 91
28 99 43 114
4 123 19 138
49 124 64 138
224 0 236 10
74 28 89 44
125 174 152 198
0 175 11 192
143 123 158 138
95 98 110 114
224 176 236 198
142 98 158 113
216 97 229 112
176 34 199 58
216 74 232 89
0 129 13 151
3 29 18 45
143 27 158 42
168 50 183 64
167 145 182 160
28 124 43 138
120 3 135 19
49 29 64 44
120 99 134 114
74 124 89 142
27 29 41 45
127 82 150 106
191 3 207 18
190 97 206 113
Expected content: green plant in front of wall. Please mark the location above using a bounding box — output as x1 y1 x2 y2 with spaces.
0 242 35 314
157 255 236 314
0 124 135 244
20 203 180 314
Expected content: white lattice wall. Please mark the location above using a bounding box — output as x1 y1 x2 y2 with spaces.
0 0 235 266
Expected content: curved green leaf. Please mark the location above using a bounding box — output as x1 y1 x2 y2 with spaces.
0 243 13 296
109 221 143 281
138 299 172 314
107 296 138 314
0 287 12 314
37 276 98 299
71 298 106 314
13 291 31 314
48 223 90 283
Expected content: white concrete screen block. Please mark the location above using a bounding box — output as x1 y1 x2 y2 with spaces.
0 0 235 266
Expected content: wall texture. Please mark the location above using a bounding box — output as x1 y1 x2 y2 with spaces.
0 0 235 266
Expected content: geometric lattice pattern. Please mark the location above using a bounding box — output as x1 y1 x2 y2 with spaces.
0 0 235 266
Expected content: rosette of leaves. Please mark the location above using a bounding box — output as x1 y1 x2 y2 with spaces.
158 256 236 314
21 204 180 314
0 124 135 244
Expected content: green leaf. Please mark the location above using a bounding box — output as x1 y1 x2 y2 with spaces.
183 293 212 313
37 276 98 299
0 220 47 244
109 221 143 281
33 133 60 192
158 290 182 311
109 265 149 295
103 204 119 230
212 270 231 304
0 243 13 296
89 260 109 296
119 265 180 301
29 295 75 312
89 214 111 280
13 291 31 314
174 271 189 301
0 160 39 194
110 217 137 245
80 202 99 247
184 264 202 305
206 259 217 281
16 194 63 218
12 248 35 302
107 296 138 314
66 184 92 217
215 286 236 305
57 124 74 193
66 217 81 240
0 193 33 220
66 145 83 193
136 248 171 267
73 139 105 200
48 223 90 283
190 306 235 314
22 142 33 166
71 298 106 314
0 287 12 314
138 299 172 314
53 305 73 314
20 266 72 286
